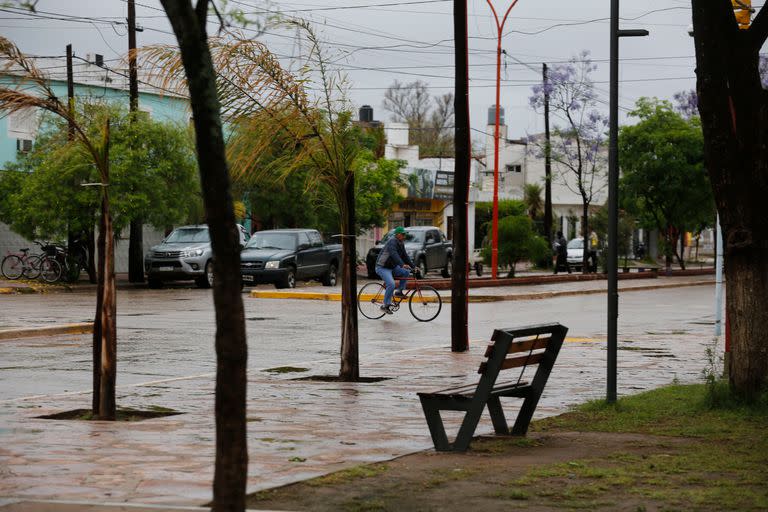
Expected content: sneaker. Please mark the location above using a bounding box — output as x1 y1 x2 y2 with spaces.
380 305 393 315
394 290 406 298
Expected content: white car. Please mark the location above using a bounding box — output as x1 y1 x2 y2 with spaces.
566 237 586 270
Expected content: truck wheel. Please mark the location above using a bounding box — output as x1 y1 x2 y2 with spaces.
441 256 452 278
276 267 296 289
321 263 337 286
196 261 213 289
418 258 427 278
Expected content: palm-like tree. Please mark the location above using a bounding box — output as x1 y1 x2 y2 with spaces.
524 183 544 220
0 37 117 419
143 21 366 380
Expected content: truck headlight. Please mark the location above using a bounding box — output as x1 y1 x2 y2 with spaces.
182 249 204 257
265 260 280 269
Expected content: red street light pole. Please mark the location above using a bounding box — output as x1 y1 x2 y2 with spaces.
486 0 519 279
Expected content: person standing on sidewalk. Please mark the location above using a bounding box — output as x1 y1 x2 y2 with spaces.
375 226 414 314
553 231 571 274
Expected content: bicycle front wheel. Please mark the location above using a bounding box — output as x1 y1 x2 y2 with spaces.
1 254 23 280
39 257 62 283
409 285 442 322
23 254 42 280
358 282 387 319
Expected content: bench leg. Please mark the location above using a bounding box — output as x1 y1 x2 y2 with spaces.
419 396 452 451
452 402 485 452
486 396 509 435
511 394 541 436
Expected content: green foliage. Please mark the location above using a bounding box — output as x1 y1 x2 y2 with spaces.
0 105 199 241
619 98 713 262
474 199 527 248
591 205 635 263
480 214 549 276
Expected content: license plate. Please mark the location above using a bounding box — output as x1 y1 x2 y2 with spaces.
242 275 254 282
159 266 174 271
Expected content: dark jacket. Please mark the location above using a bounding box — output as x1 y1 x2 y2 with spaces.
376 237 414 269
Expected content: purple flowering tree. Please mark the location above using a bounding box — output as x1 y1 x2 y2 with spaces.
529 51 608 272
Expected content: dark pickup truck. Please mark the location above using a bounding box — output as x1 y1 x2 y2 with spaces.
240 229 341 289
366 226 453 278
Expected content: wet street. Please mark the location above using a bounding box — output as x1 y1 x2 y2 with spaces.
0 281 723 506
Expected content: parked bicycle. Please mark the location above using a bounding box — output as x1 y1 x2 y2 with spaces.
34 240 88 283
1 247 42 280
358 270 442 322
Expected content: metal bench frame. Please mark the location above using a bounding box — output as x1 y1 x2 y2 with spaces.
418 323 568 451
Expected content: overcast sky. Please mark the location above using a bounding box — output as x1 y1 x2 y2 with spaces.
1 0 700 146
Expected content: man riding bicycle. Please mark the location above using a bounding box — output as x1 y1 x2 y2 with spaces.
375 226 414 315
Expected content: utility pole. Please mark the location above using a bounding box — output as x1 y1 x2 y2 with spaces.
127 0 144 283
542 63 553 255
451 0 470 352
66 44 75 140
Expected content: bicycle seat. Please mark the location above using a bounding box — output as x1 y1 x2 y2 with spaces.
20 248 29 253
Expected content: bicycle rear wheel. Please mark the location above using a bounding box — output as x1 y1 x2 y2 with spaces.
358 282 387 319
1 254 23 279
39 257 62 283
23 254 42 280
409 285 442 322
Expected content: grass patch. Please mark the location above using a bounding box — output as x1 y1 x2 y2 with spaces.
262 366 309 374
309 464 389 487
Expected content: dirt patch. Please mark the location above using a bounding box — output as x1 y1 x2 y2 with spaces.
38 408 181 422
248 431 692 511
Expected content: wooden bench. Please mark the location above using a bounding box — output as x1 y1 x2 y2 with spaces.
418 323 568 452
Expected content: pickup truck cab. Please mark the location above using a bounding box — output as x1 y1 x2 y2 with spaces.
144 224 250 289
240 229 342 289
366 226 453 278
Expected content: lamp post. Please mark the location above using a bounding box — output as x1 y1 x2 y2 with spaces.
607 0 648 403
486 0 519 279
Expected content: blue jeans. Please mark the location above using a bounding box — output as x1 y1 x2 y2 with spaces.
376 265 409 306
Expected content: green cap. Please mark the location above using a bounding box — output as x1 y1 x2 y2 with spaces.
394 226 406 235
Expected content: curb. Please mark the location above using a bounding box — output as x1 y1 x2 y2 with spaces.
0 322 93 341
250 279 714 303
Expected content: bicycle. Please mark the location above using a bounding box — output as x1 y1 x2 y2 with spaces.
358 270 442 322
34 241 65 283
1 247 42 280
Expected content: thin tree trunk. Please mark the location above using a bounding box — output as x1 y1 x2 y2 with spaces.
161 2 248 509
339 170 359 381
92 207 104 414
98 186 117 420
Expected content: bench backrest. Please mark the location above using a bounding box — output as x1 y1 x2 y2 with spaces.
475 323 568 396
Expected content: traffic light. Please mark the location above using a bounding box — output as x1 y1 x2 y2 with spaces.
732 0 752 29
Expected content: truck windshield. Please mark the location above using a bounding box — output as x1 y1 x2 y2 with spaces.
381 230 423 244
165 227 210 243
246 233 297 250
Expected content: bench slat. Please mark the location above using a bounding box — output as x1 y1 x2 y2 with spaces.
418 380 529 399
478 352 545 374
483 336 551 358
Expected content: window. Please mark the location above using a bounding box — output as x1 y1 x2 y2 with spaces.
16 139 32 154
308 231 323 247
505 164 522 173
298 232 311 248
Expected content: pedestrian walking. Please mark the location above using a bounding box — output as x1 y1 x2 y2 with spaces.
589 230 599 273
553 231 571 274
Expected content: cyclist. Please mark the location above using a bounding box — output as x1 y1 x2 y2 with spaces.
375 226 414 314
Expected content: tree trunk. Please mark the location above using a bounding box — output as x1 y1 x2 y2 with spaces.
98 187 117 420
692 0 768 398
92 208 104 414
161 1 248 509
87 226 96 284
128 218 144 283
581 203 589 273
339 170 359 381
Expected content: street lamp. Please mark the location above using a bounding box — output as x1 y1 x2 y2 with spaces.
485 0 520 279
607 0 648 403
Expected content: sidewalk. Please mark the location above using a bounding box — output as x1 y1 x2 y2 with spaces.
0 272 718 511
